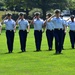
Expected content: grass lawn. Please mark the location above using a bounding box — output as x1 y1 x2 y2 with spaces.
0 29 75 75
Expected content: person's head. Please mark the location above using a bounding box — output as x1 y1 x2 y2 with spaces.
54 9 61 18
46 13 52 19
7 13 12 19
19 12 25 19
34 12 40 19
70 15 74 21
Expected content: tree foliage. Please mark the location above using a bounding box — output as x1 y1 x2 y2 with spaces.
4 0 71 19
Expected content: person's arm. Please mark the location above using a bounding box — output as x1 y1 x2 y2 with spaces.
42 20 46 33
27 25 30 33
47 14 55 22
42 20 47 33
64 25 67 33
16 17 20 25
14 21 16 33
63 20 68 33
44 20 47 27
1 16 7 24
65 17 70 21
15 17 20 32
30 16 36 25
27 21 30 33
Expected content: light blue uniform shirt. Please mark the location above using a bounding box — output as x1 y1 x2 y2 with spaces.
61 18 68 29
68 21 75 30
51 17 66 29
4 19 16 30
46 21 54 30
18 19 29 30
33 18 44 30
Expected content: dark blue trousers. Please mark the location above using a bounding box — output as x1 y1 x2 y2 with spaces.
54 29 63 53
69 30 75 49
34 30 42 51
6 30 14 53
19 30 27 52
62 30 66 49
46 30 54 50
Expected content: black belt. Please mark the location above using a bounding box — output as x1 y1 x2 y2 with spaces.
34 30 42 32
19 30 27 31
55 28 63 30
6 30 14 32
70 30 75 32
47 29 53 31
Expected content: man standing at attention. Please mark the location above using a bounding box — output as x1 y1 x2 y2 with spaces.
31 12 44 52
2 13 16 53
68 15 75 49
47 9 67 54
16 12 30 52
44 13 54 51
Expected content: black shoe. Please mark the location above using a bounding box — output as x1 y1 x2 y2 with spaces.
9 51 12 53
54 52 59 55
72 48 74 49
22 49 26 52
35 49 41 52
55 51 59 54
49 48 52 51
59 52 63 54
72 46 74 49
62 48 65 50
22 50 26 52
72 47 74 49
59 52 61 54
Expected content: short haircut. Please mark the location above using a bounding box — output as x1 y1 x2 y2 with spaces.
34 12 40 16
70 15 75 18
19 12 25 16
54 9 61 14
6 13 12 16
46 13 52 17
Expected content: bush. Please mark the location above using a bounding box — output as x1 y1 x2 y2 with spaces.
29 8 43 18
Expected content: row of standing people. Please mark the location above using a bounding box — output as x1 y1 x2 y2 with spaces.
0 9 75 54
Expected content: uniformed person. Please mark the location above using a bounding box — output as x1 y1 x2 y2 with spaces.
31 12 44 51
68 15 75 49
16 12 30 52
2 13 16 53
0 22 2 35
44 13 54 51
47 9 66 54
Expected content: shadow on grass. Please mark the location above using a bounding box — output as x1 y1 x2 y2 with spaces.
0 48 74 55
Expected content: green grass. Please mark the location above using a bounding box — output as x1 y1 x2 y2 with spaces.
0 29 75 75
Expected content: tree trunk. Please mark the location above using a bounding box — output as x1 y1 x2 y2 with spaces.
26 8 29 18
41 0 46 20
42 8 46 20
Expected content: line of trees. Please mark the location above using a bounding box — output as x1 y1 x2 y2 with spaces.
1 0 75 19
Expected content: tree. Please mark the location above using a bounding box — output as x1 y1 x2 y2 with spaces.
4 0 32 18
67 0 75 9
4 0 69 19
24 0 69 19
